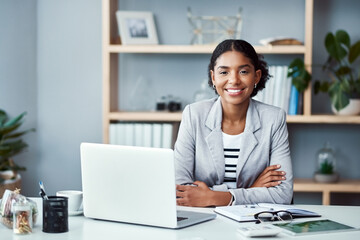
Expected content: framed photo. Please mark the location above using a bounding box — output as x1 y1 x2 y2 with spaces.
116 11 159 45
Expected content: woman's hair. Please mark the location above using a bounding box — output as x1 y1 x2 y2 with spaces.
208 39 270 97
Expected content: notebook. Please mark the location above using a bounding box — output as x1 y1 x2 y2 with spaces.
80 142 216 229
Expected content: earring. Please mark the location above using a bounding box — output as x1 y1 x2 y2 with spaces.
213 84 216 89
254 83 257 89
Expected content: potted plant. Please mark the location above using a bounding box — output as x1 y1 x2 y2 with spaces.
0 109 35 196
314 29 360 114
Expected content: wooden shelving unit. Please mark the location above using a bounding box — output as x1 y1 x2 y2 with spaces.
294 179 360 205
102 0 360 204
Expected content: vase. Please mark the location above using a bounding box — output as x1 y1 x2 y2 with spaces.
331 99 360 115
0 171 22 197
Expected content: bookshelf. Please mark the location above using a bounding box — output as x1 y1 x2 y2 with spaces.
102 0 317 143
102 0 360 204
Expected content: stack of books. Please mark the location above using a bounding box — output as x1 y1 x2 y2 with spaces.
109 122 174 148
253 65 302 115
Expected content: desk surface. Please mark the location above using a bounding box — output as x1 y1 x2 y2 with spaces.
1 198 360 240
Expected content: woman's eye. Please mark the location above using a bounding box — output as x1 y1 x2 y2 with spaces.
219 71 228 75
239 70 248 75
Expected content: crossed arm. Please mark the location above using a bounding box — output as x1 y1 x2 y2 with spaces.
176 164 286 207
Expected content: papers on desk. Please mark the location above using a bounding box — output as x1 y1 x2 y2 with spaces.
214 203 321 222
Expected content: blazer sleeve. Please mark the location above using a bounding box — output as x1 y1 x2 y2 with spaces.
229 109 293 205
174 105 196 184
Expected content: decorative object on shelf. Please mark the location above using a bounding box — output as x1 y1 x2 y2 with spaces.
128 75 156 111
259 37 302 46
193 79 216 102
0 109 35 196
314 29 360 114
116 11 158 45
156 95 182 112
314 142 339 183
187 7 242 45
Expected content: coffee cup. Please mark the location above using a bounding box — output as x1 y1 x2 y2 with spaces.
56 190 83 215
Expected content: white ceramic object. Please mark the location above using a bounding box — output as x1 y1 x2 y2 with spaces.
56 190 83 215
331 99 360 115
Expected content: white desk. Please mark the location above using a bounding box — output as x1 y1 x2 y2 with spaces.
1 198 360 239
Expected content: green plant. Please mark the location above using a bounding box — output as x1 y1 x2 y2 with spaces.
0 109 35 183
314 29 360 111
319 160 334 174
287 58 312 93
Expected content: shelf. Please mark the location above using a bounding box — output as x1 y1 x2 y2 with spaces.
294 178 360 205
106 44 306 54
108 111 360 124
109 111 182 122
287 114 360 124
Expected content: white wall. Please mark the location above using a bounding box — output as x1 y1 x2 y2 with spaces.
1 0 359 204
0 0 38 195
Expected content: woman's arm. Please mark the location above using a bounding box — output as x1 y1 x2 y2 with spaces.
176 181 232 207
230 110 293 205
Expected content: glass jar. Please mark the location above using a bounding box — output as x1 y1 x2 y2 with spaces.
13 197 32 234
316 141 336 175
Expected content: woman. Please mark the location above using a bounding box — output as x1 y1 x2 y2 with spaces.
175 39 293 207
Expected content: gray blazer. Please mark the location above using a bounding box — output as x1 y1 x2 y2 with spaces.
174 97 293 205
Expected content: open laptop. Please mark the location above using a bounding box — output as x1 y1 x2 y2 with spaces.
80 142 216 229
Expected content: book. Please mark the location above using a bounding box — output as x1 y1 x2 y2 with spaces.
143 123 152 147
214 203 321 222
161 123 173 149
134 123 144 146
288 85 299 115
152 123 163 148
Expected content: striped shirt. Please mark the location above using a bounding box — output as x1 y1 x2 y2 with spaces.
222 132 242 189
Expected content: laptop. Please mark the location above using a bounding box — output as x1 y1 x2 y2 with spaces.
80 142 216 229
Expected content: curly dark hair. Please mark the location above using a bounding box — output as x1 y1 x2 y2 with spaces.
208 39 270 97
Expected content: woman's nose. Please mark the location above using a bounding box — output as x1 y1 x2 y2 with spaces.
228 72 240 84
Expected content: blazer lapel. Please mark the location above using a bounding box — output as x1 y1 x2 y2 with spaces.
205 97 225 183
236 100 260 187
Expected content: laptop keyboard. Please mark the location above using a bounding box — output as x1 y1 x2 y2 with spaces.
177 217 188 222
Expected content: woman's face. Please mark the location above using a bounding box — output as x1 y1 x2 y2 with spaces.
211 50 261 107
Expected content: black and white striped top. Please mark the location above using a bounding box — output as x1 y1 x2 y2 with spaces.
222 132 242 189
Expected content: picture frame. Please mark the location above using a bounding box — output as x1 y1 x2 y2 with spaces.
116 11 159 45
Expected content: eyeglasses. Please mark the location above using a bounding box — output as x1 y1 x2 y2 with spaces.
254 210 293 224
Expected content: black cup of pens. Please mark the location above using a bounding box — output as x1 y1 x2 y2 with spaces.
42 196 68 233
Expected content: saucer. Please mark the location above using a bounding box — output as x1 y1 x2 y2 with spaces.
69 210 83 216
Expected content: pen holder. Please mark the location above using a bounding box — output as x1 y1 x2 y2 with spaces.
42 196 68 233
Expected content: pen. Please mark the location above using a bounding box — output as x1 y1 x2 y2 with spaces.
39 181 49 200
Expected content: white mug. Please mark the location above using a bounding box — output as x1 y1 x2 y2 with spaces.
56 190 83 214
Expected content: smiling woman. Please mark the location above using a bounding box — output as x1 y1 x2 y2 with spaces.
174 39 293 207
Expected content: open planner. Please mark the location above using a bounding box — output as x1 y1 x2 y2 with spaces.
215 203 321 222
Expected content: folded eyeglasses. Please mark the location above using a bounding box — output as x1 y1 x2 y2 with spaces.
254 210 293 224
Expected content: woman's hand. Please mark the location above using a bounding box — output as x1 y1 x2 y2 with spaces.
176 181 232 207
251 164 286 188
176 181 212 207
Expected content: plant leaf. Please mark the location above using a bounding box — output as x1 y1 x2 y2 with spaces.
349 40 360 63
3 128 35 140
0 122 22 136
0 110 7 126
325 32 347 61
3 112 26 128
335 29 350 48
329 82 350 110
